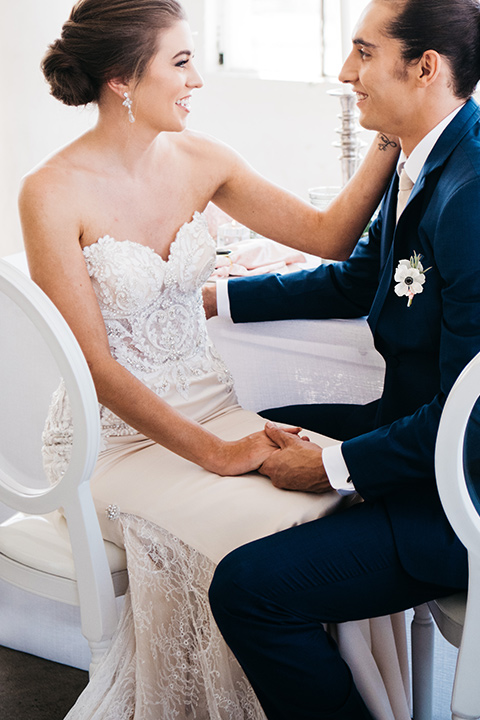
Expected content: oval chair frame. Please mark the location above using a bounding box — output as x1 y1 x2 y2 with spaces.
434 350 480 720
0 259 125 674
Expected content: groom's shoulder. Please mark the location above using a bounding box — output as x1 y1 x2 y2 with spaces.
437 109 480 186
448 130 480 183
450 100 480 165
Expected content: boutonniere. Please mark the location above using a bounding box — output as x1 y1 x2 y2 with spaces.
394 251 431 307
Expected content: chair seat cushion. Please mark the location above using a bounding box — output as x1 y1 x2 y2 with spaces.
428 592 466 648
0 512 126 580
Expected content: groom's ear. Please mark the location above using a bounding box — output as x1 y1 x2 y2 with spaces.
415 50 442 88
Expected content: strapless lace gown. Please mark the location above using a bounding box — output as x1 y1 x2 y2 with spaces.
42 213 410 720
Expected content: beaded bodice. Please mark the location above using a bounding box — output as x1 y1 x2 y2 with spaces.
83 211 234 432
43 212 235 463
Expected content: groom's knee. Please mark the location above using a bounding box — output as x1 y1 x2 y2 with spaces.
209 546 247 617
209 543 264 631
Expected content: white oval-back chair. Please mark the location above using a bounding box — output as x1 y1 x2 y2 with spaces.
412 350 480 720
0 258 128 675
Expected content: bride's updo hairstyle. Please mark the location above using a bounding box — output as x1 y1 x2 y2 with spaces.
42 0 186 106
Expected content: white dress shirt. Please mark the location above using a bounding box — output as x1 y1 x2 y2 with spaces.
216 278 232 318
215 104 464 493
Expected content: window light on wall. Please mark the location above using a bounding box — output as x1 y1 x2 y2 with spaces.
215 0 370 82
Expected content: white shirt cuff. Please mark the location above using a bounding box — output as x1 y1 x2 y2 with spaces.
322 443 356 495
216 279 231 319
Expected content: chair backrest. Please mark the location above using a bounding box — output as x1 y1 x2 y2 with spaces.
434 351 480 720
0 258 118 650
435 350 480 562
0 258 99 511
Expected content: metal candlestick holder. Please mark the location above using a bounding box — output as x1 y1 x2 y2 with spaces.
328 87 366 186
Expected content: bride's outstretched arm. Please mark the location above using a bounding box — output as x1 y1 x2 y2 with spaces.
209 130 399 261
18 173 278 478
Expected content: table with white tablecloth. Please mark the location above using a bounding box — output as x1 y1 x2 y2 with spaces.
207 314 385 412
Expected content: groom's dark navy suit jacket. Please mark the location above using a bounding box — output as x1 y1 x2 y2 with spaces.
227 98 480 590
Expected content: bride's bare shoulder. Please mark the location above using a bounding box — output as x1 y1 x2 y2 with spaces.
19 136 90 209
18 140 95 245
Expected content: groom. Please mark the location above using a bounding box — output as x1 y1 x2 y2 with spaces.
208 0 480 718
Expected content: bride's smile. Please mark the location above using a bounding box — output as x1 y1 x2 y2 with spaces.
119 20 203 135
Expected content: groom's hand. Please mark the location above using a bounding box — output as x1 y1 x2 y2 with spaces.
259 422 333 494
202 283 218 319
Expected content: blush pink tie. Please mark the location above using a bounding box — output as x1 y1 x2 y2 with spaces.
396 167 414 222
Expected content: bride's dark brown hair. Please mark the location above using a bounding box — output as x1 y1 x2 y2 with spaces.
42 0 186 106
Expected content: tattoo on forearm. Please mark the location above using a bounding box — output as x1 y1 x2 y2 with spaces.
378 133 398 151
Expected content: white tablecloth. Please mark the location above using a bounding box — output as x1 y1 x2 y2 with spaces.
207 315 385 412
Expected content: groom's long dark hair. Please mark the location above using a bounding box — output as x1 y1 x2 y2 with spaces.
385 0 480 99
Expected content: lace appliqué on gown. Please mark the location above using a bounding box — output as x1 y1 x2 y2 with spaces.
42 213 235 473
65 513 266 720
41 379 73 484
81 212 233 438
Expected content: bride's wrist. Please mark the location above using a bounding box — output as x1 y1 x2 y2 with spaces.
201 435 229 475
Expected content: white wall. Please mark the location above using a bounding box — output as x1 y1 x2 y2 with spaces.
189 73 365 195
0 0 96 257
0 0 370 258
182 0 373 198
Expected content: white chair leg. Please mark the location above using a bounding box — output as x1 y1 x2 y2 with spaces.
411 604 435 720
88 638 112 677
449 559 480 720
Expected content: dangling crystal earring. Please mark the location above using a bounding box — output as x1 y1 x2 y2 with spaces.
122 92 135 123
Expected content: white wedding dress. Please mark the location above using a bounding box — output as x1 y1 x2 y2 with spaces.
42 212 411 720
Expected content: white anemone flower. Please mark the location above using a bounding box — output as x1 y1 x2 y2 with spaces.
394 254 429 307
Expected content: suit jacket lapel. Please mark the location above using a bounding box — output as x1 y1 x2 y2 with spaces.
368 98 480 334
380 174 399 265
405 98 480 210
367 175 398 332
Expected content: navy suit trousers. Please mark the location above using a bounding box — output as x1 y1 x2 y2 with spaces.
209 500 460 720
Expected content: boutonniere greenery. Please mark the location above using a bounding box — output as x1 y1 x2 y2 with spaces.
394 251 431 307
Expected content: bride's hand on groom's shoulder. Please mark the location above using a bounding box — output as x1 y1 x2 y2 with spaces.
258 422 333 494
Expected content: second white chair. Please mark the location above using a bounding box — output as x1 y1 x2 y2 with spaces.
412 349 480 720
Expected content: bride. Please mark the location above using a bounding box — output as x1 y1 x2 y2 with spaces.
19 1 402 718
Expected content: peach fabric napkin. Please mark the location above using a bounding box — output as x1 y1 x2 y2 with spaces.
211 238 306 279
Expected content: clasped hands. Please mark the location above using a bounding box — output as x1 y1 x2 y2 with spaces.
218 421 331 493
258 421 332 494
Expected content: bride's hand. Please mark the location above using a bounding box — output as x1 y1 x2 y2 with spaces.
213 426 303 476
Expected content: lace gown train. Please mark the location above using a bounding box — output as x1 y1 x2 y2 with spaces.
43 213 410 720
